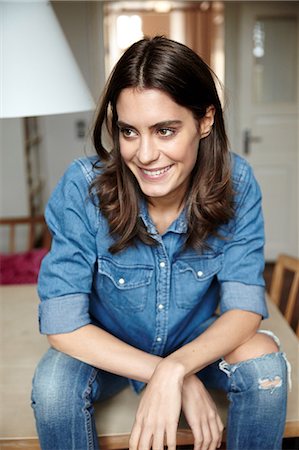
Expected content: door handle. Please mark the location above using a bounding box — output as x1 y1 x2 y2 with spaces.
243 129 262 155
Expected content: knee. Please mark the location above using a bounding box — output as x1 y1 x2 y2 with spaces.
224 332 279 365
221 342 289 404
31 348 96 419
32 350 72 416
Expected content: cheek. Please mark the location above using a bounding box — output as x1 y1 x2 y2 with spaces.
119 141 134 163
178 137 200 171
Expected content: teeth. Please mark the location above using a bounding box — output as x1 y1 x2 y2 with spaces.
142 166 171 176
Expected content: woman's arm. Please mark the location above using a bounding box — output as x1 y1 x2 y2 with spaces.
165 309 261 376
48 324 161 383
48 319 228 450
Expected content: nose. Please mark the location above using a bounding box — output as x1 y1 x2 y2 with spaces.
136 136 159 165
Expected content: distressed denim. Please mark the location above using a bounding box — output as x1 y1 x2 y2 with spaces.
37 153 268 394
219 351 288 450
31 343 288 450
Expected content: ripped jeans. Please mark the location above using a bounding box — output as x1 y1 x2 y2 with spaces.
218 353 288 449
31 332 289 450
205 330 289 450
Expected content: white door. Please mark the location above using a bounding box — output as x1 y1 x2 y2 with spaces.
236 2 299 260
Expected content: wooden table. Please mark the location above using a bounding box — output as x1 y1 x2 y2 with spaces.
0 285 298 449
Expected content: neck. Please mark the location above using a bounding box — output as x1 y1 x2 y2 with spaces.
147 195 185 235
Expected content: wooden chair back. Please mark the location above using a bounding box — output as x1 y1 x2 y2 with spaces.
0 215 51 253
270 254 299 337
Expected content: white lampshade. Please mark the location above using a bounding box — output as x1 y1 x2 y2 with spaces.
0 0 95 118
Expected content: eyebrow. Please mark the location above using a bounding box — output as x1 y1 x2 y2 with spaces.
116 120 183 130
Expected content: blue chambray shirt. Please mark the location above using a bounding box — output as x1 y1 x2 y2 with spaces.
38 152 268 393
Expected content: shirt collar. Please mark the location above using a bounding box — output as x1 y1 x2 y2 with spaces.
139 199 188 235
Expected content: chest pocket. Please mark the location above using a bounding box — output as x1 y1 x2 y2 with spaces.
97 257 154 313
173 253 223 309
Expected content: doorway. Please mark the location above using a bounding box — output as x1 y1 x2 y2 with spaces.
225 1 299 260
103 0 225 84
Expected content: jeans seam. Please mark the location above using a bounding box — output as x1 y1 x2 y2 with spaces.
83 367 99 450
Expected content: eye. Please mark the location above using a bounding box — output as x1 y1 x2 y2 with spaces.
158 128 175 137
120 128 137 138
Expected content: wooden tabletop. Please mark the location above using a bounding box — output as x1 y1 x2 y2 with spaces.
0 284 298 443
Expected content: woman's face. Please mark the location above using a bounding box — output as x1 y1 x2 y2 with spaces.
116 88 213 206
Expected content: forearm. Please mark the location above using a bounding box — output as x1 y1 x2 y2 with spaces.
48 310 260 385
165 309 262 377
48 324 161 383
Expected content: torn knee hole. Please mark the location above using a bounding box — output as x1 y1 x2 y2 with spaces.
258 376 282 391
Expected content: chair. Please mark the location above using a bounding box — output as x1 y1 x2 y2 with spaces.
270 254 299 337
0 215 51 253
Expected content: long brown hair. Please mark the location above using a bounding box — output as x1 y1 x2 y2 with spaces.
92 36 234 253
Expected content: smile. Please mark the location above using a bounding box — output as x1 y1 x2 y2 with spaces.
141 165 173 177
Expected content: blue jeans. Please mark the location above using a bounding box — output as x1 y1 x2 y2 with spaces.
31 347 288 450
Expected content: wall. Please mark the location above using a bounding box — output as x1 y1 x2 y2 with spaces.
0 119 28 217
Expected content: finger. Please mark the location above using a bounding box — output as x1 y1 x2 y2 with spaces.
201 421 212 450
166 422 177 450
151 428 165 450
129 422 141 450
192 427 204 450
137 429 153 450
208 416 221 450
216 416 224 448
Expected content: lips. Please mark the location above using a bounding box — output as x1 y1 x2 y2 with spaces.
140 165 173 178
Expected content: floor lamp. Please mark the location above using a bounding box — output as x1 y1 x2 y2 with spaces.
0 0 95 216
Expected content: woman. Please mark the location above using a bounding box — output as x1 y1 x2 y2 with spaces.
32 36 288 450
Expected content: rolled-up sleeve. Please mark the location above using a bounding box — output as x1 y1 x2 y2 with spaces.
218 157 268 319
38 160 98 334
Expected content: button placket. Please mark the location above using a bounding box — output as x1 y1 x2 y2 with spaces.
152 246 170 353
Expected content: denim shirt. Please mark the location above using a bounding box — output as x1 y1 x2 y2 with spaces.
38 152 268 392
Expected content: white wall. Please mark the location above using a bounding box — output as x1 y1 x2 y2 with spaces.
0 119 28 217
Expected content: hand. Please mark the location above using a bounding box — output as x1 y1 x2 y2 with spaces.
129 360 184 450
182 375 224 450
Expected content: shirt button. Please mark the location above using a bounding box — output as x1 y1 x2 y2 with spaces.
158 304 164 310
197 271 204 277
156 336 162 342
118 278 125 285
159 261 166 268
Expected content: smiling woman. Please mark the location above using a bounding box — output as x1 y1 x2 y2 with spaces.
93 37 233 253
31 36 288 450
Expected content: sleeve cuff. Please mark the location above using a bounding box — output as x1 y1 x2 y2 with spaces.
39 293 92 334
220 281 269 319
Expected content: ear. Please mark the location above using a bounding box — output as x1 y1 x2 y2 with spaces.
199 105 215 138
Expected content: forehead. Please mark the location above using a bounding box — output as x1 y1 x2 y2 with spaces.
116 88 193 124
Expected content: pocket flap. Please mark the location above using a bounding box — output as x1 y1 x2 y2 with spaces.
98 257 153 289
175 253 223 281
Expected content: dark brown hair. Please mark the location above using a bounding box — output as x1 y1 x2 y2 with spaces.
92 36 234 253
